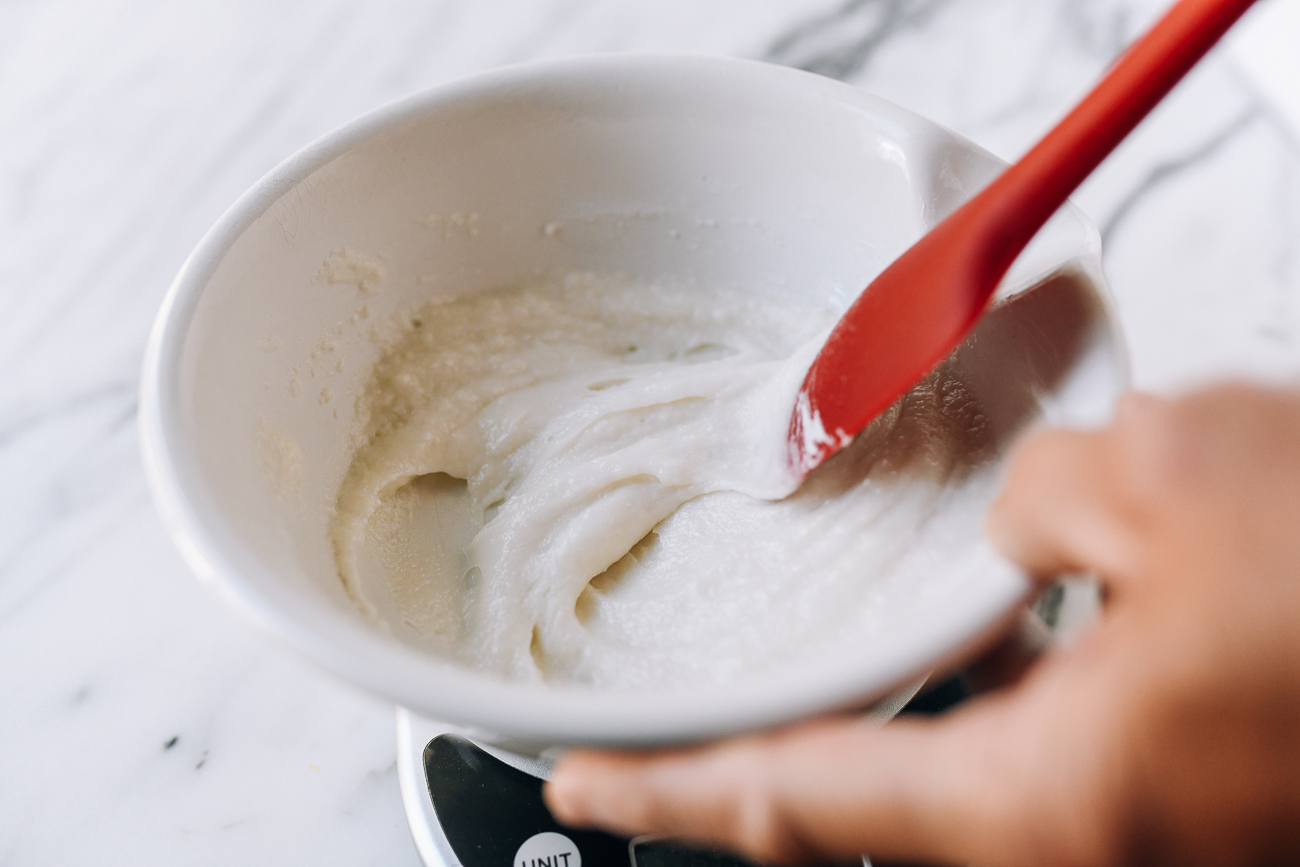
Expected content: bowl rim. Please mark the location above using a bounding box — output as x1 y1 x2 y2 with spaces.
138 52 1111 746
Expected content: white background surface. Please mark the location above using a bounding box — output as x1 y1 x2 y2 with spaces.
2 0 1298 863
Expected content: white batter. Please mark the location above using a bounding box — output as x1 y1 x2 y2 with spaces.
331 273 999 689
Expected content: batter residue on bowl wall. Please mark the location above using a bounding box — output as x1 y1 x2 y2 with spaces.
330 272 1000 689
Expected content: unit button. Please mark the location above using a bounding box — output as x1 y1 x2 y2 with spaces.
515 831 582 867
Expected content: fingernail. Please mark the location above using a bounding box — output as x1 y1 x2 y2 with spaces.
544 774 588 825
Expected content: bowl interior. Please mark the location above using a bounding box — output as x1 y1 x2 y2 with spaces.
145 55 1125 747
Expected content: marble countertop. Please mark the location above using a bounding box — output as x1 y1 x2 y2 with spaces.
3 0 1297 863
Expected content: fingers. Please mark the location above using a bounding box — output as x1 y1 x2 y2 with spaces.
544 393 1192 867
986 394 1165 588
546 704 1052 867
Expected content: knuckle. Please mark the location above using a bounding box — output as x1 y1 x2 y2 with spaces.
1119 383 1300 503
730 793 797 863
1007 773 1131 867
1114 397 1186 493
716 757 809 865
997 428 1104 524
979 702 1138 867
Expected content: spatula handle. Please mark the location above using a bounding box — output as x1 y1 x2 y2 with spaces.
973 0 1258 278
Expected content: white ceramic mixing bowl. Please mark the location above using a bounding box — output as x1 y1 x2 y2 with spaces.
140 54 1125 749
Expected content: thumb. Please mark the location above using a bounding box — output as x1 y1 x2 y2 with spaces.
545 696 1059 867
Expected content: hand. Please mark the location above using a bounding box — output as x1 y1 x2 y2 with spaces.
544 385 1300 867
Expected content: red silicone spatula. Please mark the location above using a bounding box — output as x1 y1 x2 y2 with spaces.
788 0 1258 478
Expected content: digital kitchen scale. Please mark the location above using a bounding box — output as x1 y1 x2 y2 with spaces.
397 707 775 867
394 679 962 867
394 584 1090 867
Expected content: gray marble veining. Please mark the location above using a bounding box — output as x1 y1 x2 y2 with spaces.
1 0 1297 863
